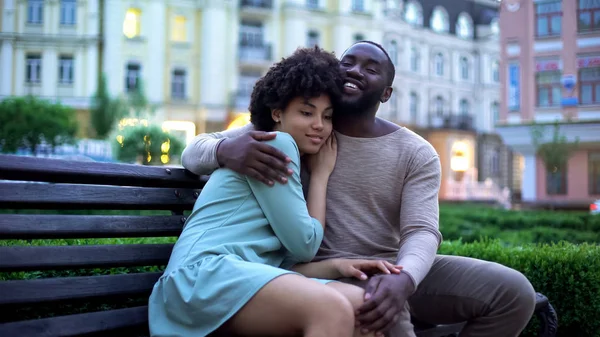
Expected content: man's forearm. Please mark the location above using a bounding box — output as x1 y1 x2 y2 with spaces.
181 124 253 176
395 231 440 290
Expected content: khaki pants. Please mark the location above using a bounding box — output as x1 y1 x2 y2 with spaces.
343 255 537 337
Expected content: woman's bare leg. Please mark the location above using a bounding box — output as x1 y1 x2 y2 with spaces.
218 274 355 337
327 282 377 337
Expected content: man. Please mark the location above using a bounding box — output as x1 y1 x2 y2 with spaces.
181 41 536 337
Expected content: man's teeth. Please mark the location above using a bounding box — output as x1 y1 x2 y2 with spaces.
344 82 358 89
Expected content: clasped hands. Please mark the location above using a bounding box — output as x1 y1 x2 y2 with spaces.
333 259 415 337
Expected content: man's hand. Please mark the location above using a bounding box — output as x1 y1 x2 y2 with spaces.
216 131 292 186
356 272 415 336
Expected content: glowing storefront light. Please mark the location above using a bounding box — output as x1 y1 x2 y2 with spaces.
227 113 251 130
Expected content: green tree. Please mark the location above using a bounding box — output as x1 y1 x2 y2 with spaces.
0 96 78 154
531 121 580 196
90 74 127 139
115 124 184 166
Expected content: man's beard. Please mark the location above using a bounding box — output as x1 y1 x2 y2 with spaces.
337 89 382 117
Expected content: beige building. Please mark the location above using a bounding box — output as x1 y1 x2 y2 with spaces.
0 0 100 135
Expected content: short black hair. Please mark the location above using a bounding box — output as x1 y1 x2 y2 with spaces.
249 46 343 132
351 40 395 86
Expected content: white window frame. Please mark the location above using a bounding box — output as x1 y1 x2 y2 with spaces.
27 0 44 24
60 0 77 25
26 54 42 83
125 62 141 92
59 55 74 84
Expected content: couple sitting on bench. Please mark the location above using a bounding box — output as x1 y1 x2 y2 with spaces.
148 42 538 337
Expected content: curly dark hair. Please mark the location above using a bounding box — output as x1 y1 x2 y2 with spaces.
249 46 343 132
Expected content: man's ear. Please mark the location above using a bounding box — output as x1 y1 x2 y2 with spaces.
380 86 393 103
271 109 282 123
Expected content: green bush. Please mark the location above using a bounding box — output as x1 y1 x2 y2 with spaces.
439 205 600 245
440 240 600 337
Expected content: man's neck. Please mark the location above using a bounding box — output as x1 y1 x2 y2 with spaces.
334 113 400 138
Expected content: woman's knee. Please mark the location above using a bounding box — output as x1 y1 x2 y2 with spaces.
311 285 356 323
327 281 366 311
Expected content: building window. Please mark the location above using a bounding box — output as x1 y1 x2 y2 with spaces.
60 0 76 25
578 0 600 32
546 165 567 195
352 0 365 12
410 47 420 72
125 62 141 92
306 0 320 9
172 15 187 42
58 55 74 84
536 1 562 37
123 8 142 38
26 54 42 83
171 69 186 100
430 6 449 33
409 92 419 123
491 101 500 125
460 57 469 80
307 30 320 47
434 53 444 76
388 40 398 66
590 152 600 195
490 150 500 175
434 96 444 116
240 21 264 47
579 67 600 105
492 60 500 82
404 1 423 26
536 70 562 107
354 33 365 42
456 13 473 39
459 99 469 115
27 0 44 24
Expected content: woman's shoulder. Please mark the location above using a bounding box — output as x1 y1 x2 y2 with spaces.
265 131 299 158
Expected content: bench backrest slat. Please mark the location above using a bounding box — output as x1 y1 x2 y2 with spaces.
0 244 173 271
0 154 206 188
0 273 161 306
0 155 203 336
0 183 199 211
0 306 149 337
0 214 185 239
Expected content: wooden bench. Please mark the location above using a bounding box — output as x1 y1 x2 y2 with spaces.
0 154 558 337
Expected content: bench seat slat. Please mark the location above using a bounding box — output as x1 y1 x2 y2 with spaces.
0 214 184 239
0 244 173 271
0 306 149 337
0 272 161 305
0 183 199 211
0 154 207 188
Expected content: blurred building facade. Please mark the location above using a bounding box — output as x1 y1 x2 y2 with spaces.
376 0 507 201
0 0 509 203
0 0 100 135
497 0 600 207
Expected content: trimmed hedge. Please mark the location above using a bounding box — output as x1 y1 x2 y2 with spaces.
439 240 600 337
439 205 600 245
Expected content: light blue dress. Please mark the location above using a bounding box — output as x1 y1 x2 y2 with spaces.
148 132 330 337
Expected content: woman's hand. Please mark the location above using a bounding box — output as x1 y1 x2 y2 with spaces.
307 133 337 177
333 259 402 281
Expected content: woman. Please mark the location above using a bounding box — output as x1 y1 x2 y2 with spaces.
149 47 401 337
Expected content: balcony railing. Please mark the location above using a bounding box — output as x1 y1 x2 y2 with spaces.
428 113 474 131
446 179 511 209
240 0 273 9
239 44 272 62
